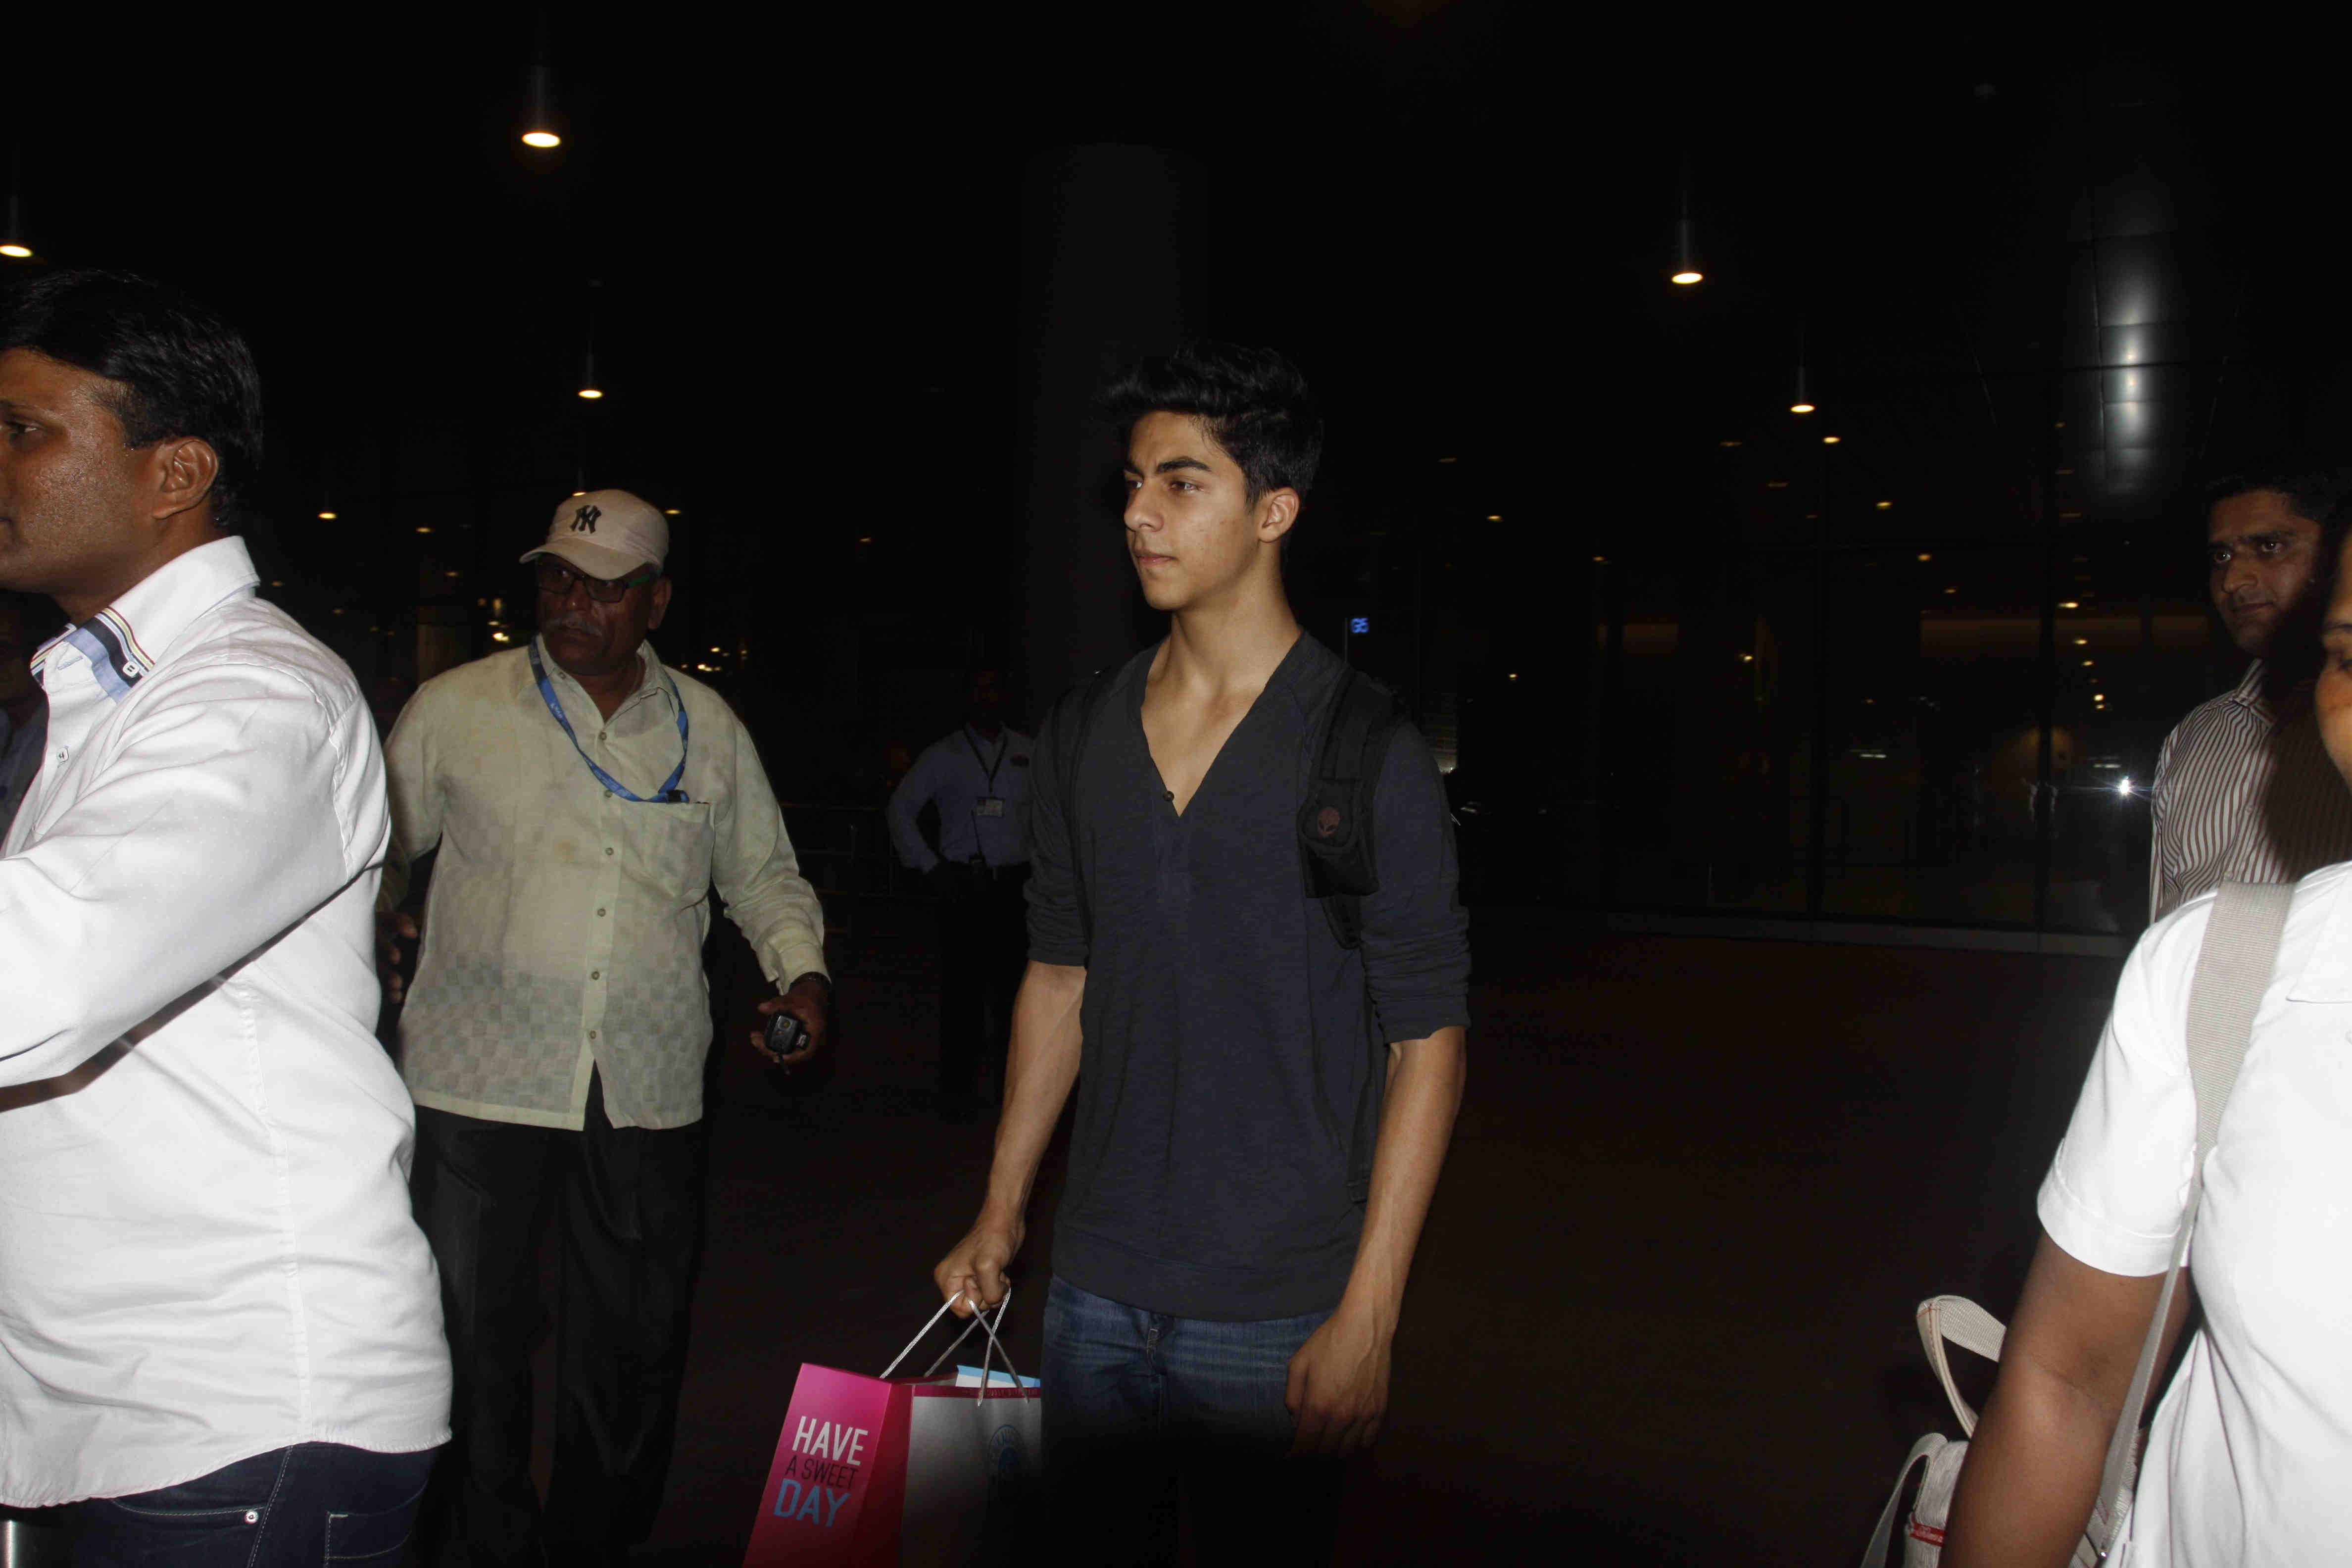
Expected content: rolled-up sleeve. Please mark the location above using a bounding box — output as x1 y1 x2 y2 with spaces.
710 706 827 987
2038 898 2204 1277
1023 698 1087 967
0 661 375 1086
1358 722 1470 1045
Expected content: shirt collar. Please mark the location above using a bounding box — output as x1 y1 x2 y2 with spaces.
31 537 260 702
525 637 674 717
2229 659 2271 721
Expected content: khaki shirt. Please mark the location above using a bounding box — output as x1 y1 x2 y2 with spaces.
385 638 826 1129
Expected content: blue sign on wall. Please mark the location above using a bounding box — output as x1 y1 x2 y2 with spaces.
1350 617 1371 635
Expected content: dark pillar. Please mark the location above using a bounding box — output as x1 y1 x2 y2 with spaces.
1014 145 1210 720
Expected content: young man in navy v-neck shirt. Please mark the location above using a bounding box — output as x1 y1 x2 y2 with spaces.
934 343 1470 1564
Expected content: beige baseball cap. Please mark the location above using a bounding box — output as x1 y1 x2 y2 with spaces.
519 489 670 581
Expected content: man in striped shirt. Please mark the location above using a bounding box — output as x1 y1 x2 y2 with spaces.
2150 461 2352 919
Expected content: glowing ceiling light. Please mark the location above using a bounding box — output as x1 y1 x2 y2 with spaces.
520 25 563 150
318 511 337 520
665 508 681 515
1486 514 1502 521
415 527 432 535
1 155 35 259
1669 157 1703 286
1823 435 1841 444
1788 318 1815 415
2059 600 2080 609
1875 500 1893 510
1917 552 1932 562
577 387 604 400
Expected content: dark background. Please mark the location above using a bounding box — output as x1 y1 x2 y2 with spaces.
6 7 2347 933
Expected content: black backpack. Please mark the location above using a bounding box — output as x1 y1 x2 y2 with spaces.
1043 653 1406 1199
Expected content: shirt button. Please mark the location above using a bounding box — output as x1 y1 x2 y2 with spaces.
589 1029 599 1040
605 846 614 856
591 969 601 980
597 907 607 917
54 749 66 763
244 1511 259 1524
598 731 608 742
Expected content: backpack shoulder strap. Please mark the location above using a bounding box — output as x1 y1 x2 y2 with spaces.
2183 880 2295 1164
1048 664 1124 952
2085 878 2296 1554
1297 669 1406 950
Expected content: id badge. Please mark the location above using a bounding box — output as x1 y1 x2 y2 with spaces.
976 797 1006 819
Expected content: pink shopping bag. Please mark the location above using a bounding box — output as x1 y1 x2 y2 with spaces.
744 1292 1042 1567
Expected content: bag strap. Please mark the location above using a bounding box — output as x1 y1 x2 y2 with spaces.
2083 879 2295 1557
1917 1295 2008 1437
1051 667 1119 952
1863 1434 1950 1568
1296 669 1404 950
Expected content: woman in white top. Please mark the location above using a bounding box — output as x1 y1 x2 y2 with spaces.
1946 528 2352 1566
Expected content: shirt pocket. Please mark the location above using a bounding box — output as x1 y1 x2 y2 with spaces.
622 798 716 911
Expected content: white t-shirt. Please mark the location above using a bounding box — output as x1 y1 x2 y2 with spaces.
2039 862 2352 1566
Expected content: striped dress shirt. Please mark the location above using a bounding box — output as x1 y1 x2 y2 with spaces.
2148 660 2352 920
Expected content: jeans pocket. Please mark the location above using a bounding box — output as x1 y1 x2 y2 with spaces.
323 1478 430 1563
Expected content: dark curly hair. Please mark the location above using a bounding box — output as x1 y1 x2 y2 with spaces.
0 269 264 532
1100 340 1323 501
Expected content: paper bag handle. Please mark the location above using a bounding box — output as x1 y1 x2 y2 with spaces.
881 1284 1026 1387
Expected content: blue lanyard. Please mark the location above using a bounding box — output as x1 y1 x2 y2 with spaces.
529 641 690 803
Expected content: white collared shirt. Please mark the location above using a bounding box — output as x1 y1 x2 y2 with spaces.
384 638 827 1131
2040 861 2352 1564
885 724 1033 872
0 537 451 1507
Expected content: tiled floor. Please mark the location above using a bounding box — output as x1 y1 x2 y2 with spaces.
622 904 2124 1565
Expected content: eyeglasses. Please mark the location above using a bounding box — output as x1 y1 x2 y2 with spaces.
534 558 658 604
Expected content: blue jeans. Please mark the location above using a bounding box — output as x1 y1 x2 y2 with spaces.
76 1443 439 1566
1040 1276 1346 1567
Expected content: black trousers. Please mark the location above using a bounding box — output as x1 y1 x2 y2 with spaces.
410 1071 707 1565
937 864 1029 1094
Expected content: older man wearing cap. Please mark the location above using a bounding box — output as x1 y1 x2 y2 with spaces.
380 488 830 1567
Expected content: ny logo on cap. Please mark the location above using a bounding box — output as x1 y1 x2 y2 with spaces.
571 504 602 534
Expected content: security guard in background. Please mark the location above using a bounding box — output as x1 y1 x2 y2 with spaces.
886 669 1031 1115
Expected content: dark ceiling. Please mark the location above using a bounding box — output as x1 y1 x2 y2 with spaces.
4 8 2346 633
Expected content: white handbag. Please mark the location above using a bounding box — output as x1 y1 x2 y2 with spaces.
1862 880 2296 1567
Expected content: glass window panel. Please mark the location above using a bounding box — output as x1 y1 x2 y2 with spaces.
1608 556 1816 912
1818 547 2045 924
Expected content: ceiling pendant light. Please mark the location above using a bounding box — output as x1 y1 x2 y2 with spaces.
577 286 604 399
1789 319 1816 415
1 149 36 260
520 16 563 149
1670 157 1702 286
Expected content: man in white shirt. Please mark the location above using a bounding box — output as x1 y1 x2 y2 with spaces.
885 668 1032 1110
0 270 450 1561
2148 461 2352 919
0 592 51 843
382 489 829 1568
